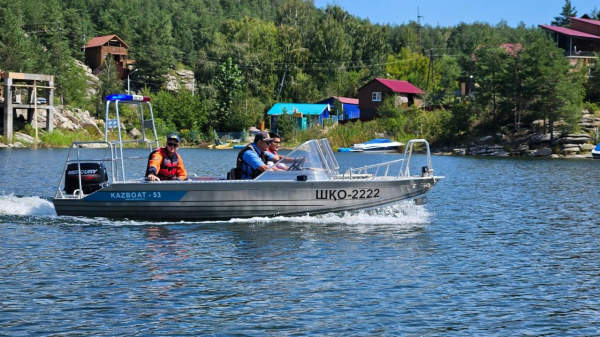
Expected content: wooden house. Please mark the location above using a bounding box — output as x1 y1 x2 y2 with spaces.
357 78 424 121
83 34 130 79
539 17 600 65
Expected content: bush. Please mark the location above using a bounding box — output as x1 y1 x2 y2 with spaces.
583 101 600 114
324 120 394 149
294 125 325 144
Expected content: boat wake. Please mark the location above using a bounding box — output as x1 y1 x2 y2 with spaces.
0 193 56 216
230 201 430 225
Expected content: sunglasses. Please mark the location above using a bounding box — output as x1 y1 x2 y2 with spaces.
167 142 179 147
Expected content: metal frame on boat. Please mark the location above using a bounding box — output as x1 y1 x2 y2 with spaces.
52 95 444 221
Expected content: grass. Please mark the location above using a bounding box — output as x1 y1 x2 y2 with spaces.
38 129 100 147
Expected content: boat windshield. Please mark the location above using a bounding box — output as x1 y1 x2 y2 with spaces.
258 139 339 180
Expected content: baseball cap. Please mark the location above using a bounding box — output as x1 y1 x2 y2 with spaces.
167 133 180 142
254 131 274 143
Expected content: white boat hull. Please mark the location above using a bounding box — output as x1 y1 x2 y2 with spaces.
352 140 403 153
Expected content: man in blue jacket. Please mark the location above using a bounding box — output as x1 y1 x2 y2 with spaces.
235 131 279 179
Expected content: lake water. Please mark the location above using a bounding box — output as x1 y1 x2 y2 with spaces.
1 148 599 335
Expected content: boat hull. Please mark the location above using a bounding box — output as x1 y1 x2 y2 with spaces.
53 177 440 221
350 141 403 153
358 147 400 153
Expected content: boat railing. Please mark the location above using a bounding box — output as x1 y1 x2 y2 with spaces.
400 139 433 177
339 139 434 180
53 141 114 199
53 139 159 199
340 158 406 180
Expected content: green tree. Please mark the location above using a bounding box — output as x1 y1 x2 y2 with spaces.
590 7 600 20
0 5 37 72
58 59 89 107
376 96 408 136
274 109 296 141
498 43 526 130
131 1 176 89
61 7 94 60
275 0 315 41
473 45 510 123
95 57 123 116
441 102 475 144
385 47 430 90
521 34 583 137
431 55 461 98
152 89 209 137
276 24 309 101
552 0 577 27
585 54 600 103
213 57 242 131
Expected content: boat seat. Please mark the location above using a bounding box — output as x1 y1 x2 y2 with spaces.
227 168 238 180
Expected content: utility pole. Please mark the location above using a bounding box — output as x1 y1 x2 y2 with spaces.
430 48 434 90
127 68 138 94
417 8 424 52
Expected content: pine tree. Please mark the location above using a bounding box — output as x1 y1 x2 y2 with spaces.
551 0 577 27
0 6 36 72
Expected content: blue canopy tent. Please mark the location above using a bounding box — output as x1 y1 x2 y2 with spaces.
267 103 331 131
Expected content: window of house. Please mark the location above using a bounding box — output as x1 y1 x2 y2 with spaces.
372 92 382 101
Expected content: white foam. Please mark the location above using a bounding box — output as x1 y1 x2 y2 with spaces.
0 193 57 216
228 201 431 225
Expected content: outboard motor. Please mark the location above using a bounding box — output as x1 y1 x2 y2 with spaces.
64 163 108 195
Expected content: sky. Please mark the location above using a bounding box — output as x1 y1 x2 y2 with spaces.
312 0 600 27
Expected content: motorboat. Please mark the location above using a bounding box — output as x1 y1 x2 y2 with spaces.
593 143 600 159
338 138 404 153
52 94 444 221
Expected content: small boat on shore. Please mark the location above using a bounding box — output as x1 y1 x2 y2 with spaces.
338 138 404 153
593 143 600 159
52 94 443 221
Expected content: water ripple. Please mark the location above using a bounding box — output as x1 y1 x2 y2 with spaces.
1 151 600 335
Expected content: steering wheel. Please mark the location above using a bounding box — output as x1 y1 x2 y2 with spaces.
287 156 306 171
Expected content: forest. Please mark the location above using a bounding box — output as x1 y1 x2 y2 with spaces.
1 0 600 147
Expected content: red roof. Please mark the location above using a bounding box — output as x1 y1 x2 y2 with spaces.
570 17 600 27
84 34 129 49
333 96 359 105
373 78 424 94
539 25 600 40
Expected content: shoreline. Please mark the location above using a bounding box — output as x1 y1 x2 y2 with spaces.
1 142 595 159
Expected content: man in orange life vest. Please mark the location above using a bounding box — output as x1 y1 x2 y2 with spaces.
146 134 188 181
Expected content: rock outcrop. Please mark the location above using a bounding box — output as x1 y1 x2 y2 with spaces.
0 105 106 147
165 69 195 92
436 110 600 159
74 59 99 98
52 106 103 135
